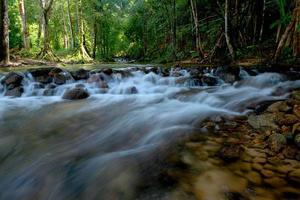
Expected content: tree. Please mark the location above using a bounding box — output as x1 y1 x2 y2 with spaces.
274 0 300 61
18 0 30 49
0 0 9 64
190 0 204 58
224 0 235 60
37 0 57 60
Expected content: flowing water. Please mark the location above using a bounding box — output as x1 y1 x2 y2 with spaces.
0 66 299 200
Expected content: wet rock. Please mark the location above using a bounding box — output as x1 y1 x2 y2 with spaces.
28 68 53 77
248 114 278 130
253 157 267 164
219 145 243 162
283 146 298 159
294 134 300 148
1 72 23 86
276 114 299 126
261 169 275 178
245 171 262 185
291 91 300 101
201 75 219 86
103 68 113 76
53 74 67 85
252 163 264 171
264 177 287 187
289 169 300 183
49 67 63 77
87 74 104 84
97 81 109 90
214 66 240 83
4 87 24 97
125 86 138 94
267 134 287 153
293 105 300 118
71 69 90 80
267 101 291 113
35 76 52 84
43 89 55 96
62 88 90 100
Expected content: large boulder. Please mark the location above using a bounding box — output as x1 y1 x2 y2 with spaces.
29 68 53 84
214 66 240 83
62 88 90 100
71 69 90 80
1 72 23 87
4 87 24 97
267 133 287 153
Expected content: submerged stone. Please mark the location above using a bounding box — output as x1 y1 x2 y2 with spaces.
62 88 90 100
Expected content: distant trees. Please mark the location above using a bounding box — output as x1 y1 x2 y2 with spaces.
0 0 9 64
18 0 30 49
0 0 299 63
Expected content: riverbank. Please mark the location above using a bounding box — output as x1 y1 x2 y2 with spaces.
156 92 300 200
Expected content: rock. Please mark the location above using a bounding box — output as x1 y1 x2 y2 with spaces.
28 68 53 77
261 169 275 178
43 89 55 96
293 105 300 118
87 74 104 84
267 101 291 113
214 66 240 83
1 72 23 86
201 75 219 86
295 134 300 148
127 86 138 94
289 169 300 183
292 123 300 135
97 81 109 90
291 91 300 101
264 177 287 187
71 69 89 80
252 163 264 171
35 76 52 84
4 87 24 97
276 165 294 174
49 67 63 77
103 68 113 76
246 148 266 158
283 146 298 159
276 114 299 126
219 145 243 162
248 114 278 130
53 74 67 85
267 134 287 153
253 157 267 164
245 171 262 185
62 88 90 100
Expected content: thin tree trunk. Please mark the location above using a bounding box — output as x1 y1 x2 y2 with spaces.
38 0 58 60
78 0 91 61
274 21 295 61
293 0 300 57
225 0 235 60
259 0 266 42
62 7 69 49
67 0 74 49
0 0 9 64
190 0 204 58
92 19 97 59
19 0 30 49
172 0 177 61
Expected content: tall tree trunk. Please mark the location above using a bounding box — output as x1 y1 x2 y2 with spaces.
172 0 177 61
293 0 300 57
38 0 58 60
67 0 74 49
190 0 204 58
259 0 266 42
274 0 300 61
19 0 30 49
0 0 9 64
78 0 91 61
92 19 97 59
224 0 235 60
62 7 69 49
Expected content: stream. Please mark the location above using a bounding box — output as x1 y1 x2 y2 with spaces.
0 65 300 199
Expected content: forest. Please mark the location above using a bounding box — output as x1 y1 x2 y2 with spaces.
0 0 299 65
1 1 300 200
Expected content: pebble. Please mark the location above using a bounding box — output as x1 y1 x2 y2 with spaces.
264 177 287 187
245 171 262 185
261 169 275 178
253 157 267 164
252 163 264 171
